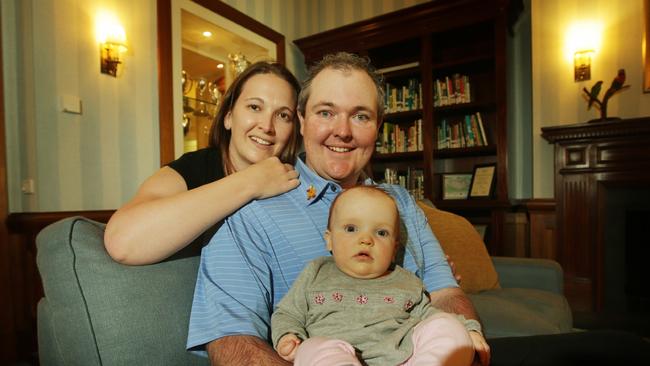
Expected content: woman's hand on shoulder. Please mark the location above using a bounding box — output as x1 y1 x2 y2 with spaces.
243 157 299 199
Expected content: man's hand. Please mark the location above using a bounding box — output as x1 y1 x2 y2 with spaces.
445 254 462 284
469 331 490 366
207 335 291 365
276 334 301 362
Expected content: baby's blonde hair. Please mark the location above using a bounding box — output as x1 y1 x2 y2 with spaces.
327 186 401 243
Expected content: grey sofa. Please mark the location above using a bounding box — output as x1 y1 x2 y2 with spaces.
36 216 572 365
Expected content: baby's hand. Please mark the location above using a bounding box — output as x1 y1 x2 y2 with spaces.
277 333 302 362
469 330 490 366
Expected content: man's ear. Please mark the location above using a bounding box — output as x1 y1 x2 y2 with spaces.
224 111 233 130
298 112 306 136
324 229 332 251
376 117 384 131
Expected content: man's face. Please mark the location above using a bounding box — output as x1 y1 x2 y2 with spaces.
325 189 398 279
299 68 380 188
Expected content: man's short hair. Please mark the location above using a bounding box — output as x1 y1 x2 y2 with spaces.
297 52 385 121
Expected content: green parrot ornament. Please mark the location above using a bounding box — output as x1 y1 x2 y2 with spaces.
587 80 603 109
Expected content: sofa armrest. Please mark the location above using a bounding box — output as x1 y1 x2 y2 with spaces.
491 256 564 294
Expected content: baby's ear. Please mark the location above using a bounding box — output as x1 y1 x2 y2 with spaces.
324 230 332 251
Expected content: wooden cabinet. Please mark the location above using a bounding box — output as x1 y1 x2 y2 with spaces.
295 0 521 253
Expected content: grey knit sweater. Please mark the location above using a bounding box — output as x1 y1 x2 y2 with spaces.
271 256 481 365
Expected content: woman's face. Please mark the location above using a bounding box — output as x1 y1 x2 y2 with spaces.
225 73 297 172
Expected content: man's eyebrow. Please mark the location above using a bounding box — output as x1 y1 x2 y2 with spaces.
310 101 373 112
310 101 335 109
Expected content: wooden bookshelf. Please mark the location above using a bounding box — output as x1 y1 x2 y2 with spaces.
295 0 521 253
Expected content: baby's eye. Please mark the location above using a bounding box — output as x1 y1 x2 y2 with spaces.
343 225 357 233
376 229 390 237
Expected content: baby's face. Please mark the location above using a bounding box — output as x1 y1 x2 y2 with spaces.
325 189 398 279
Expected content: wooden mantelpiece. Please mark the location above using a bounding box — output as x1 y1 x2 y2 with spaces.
541 117 650 312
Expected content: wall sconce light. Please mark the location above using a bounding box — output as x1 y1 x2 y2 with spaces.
96 13 127 77
574 50 594 82
565 21 602 83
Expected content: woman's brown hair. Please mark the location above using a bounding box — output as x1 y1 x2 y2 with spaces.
209 61 301 174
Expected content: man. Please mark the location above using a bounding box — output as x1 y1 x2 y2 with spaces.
187 52 490 365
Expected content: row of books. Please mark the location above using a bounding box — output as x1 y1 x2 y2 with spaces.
384 79 423 113
384 168 424 201
437 112 488 149
376 119 423 154
433 73 471 107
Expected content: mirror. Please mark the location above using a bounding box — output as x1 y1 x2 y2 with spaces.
157 0 286 164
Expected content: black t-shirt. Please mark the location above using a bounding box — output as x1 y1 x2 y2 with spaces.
167 147 226 258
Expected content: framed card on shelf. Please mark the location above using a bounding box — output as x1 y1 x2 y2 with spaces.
469 163 496 198
441 173 473 200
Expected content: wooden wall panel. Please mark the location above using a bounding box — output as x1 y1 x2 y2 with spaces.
4 210 113 364
526 199 556 260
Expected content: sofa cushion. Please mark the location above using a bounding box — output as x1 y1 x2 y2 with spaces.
469 288 573 338
36 217 208 366
417 202 500 293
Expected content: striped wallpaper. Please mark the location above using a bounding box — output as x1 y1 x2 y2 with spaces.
2 0 428 212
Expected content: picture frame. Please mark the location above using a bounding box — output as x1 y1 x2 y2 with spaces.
469 163 496 198
441 173 473 200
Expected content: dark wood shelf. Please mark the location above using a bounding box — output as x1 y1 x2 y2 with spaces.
434 199 510 210
433 101 496 113
383 109 423 121
380 66 421 79
373 151 423 160
434 145 497 158
432 53 494 71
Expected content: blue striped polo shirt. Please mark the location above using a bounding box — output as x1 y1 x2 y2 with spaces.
186 156 457 353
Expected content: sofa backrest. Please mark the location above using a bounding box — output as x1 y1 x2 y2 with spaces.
36 217 208 365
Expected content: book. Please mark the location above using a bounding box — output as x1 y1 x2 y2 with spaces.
476 112 488 145
470 114 482 146
464 115 475 147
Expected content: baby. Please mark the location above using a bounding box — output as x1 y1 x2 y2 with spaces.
271 186 480 366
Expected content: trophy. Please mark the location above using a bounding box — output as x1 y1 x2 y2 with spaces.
181 70 193 95
228 52 250 77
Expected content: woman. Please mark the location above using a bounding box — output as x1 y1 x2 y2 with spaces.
104 62 302 265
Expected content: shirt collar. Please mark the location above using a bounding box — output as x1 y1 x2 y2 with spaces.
295 154 340 205
294 153 375 206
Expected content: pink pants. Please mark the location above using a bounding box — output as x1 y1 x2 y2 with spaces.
293 313 474 366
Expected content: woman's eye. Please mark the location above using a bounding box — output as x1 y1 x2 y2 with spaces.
344 225 357 233
277 111 292 121
376 229 390 237
248 104 261 112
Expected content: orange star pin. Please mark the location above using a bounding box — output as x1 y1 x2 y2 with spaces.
306 185 316 200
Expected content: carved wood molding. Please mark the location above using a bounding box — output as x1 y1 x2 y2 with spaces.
541 117 650 143
295 0 509 64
